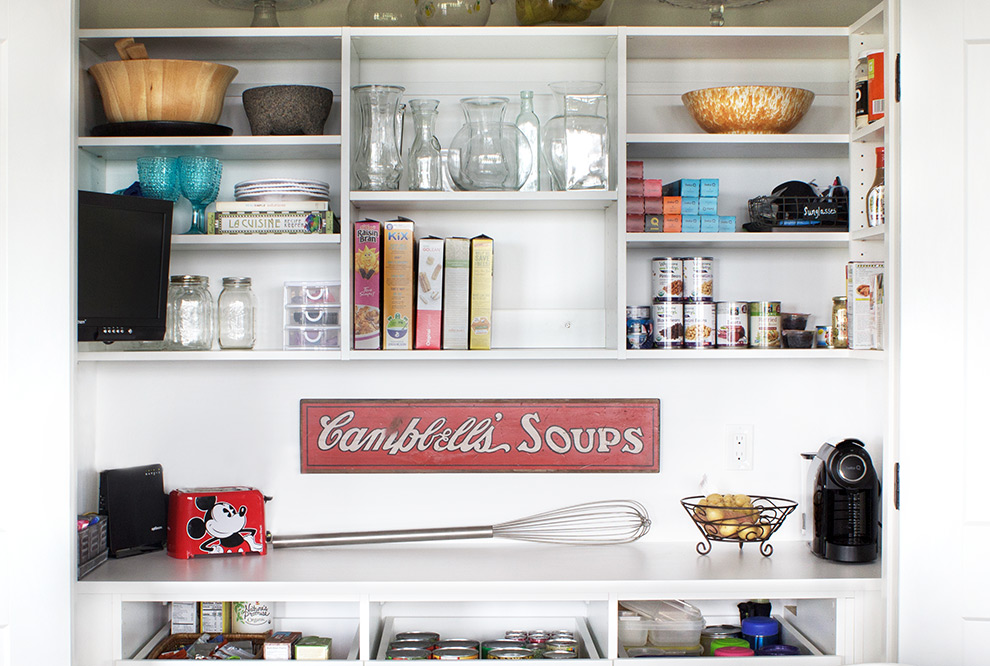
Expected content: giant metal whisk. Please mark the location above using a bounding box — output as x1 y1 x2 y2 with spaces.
270 500 651 548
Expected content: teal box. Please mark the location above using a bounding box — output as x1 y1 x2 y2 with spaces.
681 197 700 215
701 215 720 233
700 178 719 197
718 215 737 232
681 215 701 233
699 197 718 215
662 179 700 198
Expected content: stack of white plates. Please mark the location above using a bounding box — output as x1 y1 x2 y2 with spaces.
234 178 331 202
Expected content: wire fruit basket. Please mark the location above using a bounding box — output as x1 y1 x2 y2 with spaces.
680 495 797 557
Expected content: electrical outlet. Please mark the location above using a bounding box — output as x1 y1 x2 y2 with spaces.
724 424 754 470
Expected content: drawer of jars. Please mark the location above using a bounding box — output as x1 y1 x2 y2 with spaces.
284 325 341 350
285 305 341 327
283 280 341 307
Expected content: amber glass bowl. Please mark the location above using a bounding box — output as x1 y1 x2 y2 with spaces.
681 85 815 134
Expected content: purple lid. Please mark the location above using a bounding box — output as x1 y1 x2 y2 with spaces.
756 644 800 656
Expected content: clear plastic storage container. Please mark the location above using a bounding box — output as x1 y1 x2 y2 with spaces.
283 280 341 306
618 600 705 648
284 325 341 350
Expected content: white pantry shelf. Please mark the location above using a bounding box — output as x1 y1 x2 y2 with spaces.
170 234 340 251
625 348 884 360
76 349 343 362
77 135 342 161
626 232 849 249
350 190 618 212
78 27 343 61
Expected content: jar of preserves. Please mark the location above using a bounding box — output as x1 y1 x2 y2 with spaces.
166 275 215 351
831 296 848 349
218 277 257 349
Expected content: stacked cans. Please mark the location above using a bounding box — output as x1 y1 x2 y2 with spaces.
650 257 714 349
385 630 577 660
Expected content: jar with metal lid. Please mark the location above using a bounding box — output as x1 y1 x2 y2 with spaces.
218 277 257 349
166 275 216 350
831 296 849 349
701 625 741 656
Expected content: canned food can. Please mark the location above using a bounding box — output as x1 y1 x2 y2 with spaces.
482 640 526 657
390 640 436 651
749 301 782 348
650 257 684 302
546 638 579 654
683 256 715 302
431 647 478 660
487 648 535 660
388 648 432 660
626 306 652 350
549 632 574 640
436 640 479 651
716 301 749 348
651 301 684 348
504 632 529 641
397 632 441 644
542 650 578 659
684 301 716 348
815 324 831 348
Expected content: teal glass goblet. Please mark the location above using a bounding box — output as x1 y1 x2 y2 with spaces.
178 155 223 235
136 156 180 201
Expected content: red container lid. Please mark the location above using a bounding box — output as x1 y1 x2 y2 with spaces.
713 646 756 657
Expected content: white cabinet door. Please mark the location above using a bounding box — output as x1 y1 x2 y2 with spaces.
899 0 990 664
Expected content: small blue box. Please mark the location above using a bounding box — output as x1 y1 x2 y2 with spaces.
701 215 720 233
699 197 718 215
662 179 700 198
681 197 700 215
700 178 719 197
681 215 701 233
718 215 737 233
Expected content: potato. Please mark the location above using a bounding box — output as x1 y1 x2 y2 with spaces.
718 523 740 538
572 0 605 10
554 5 592 22
516 0 556 25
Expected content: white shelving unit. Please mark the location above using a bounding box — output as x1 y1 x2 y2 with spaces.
72 3 894 664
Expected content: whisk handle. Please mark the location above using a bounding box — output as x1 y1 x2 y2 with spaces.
270 525 495 548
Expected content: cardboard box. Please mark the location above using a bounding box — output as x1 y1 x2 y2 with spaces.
415 237 444 350
868 50 884 122
681 197 700 216
644 196 663 214
700 178 720 197
264 631 303 660
208 210 330 234
663 196 681 215
199 602 229 633
627 196 645 215
215 199 330 213
718 215 736 233
699 197 718 215
662 179 700 198
626 160 644 179
681 215 701 233
846 261 884 350
663 214 681 233
382 218 415 350
644 214 662 232
442 237 471 350
644 178 663 198
295 636 333 660
627 178 644 197
170 602 197 634
353 220 382 350
700 215 720 233
469 235 494 350
626 213 645 233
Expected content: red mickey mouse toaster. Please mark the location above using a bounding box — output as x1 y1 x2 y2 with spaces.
167 487 269 559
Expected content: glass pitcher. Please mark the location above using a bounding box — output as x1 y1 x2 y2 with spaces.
542 81 609 191
352 84 406 191
447 96 532 191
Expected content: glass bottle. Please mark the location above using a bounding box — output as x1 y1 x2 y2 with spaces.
352 84 406 191
166 275 216 351
831 296 848 349
515 90 540 192
406 98 442 191
218 277 257 350
866 146 884 227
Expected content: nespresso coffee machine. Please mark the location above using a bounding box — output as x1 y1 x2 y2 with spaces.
805 438 881 563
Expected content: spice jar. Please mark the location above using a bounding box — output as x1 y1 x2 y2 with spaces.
831 296 849 349
166 275 215 350
218 277 257 349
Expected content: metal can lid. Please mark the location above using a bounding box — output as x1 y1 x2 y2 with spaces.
547 638 578 649
702 624 741 638
436 640 478 650
431 647 479 660
390 640 436 650
542 651 577 659
387 648 432 660
397 632 441 643
487 648 535 660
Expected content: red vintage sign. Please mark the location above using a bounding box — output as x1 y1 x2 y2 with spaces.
300 399 659 473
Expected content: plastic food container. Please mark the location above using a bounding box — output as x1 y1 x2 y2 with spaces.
283 280 341 306
284 325 341 350
285 305 340 327
700 625 741 656
741 616 780 651
618 600 705 648
624 645 703 657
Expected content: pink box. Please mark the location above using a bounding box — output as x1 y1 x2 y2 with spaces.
644 196 663 214
627 196 645 215
626 213 645 233
353 220 382 350
627 178 644 197
663 215 682 233
627 160 644 179
415 236 444 350
644 178 664 198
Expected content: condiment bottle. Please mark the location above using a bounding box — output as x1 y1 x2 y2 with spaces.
867 146 885 227
218 277 257 349
831 296 849 349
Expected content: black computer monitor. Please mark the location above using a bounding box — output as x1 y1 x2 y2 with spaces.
77 190 173 343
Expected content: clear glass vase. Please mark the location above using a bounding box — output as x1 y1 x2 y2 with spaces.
352 84 405 191
415 0 497 26
446 96 532 191
406 99 443 191
542 81 609 191
347 0 415 25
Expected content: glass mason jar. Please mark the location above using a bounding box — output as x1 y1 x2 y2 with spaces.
406 98 443 191
218 277 257 349
166 275 216 351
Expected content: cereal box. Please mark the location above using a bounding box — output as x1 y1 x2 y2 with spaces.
382 218 415 350
199 601 229 633
353 220 382 350
442 237 471 350
469 235 494 350
264 631 303 660
294 636 333 661
170 601 197 634
415 236 444 350
846 261 884 350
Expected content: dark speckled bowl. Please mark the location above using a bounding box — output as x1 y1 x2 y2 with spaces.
242 85 333 136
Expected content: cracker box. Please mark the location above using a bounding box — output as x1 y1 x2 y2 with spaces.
170 602 197 634
353 220 382 350
199 602 229 633
846 261 884 350
264 631 303 660
415 236 444 350
382 218 415 350
469 235 494 350
443 237 471 350
868 50 885 122
294 636 333 660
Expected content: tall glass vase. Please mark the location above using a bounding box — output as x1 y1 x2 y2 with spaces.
352 84 405 191
406 99 443 191
446 96 532 191
542 81 609 191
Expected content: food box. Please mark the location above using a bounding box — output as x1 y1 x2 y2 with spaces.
354 220 382 350
846 261 884 350
662 196 681 215
264 631 303 660
383 218 415 350
700 215 719 233
681 215 701 233
200 601 230 633
469 235 494 350
681 197 700 216
170 601 198 634
663 215 681 233
718 215 736 233
618 600 705 649
699 197 718 215
626 213 645 232
700 178 719 197
644 214 662 232
868 50 884 122
662 179 700 198
295 635 333 660
415 236 444 350
442 237 471 350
